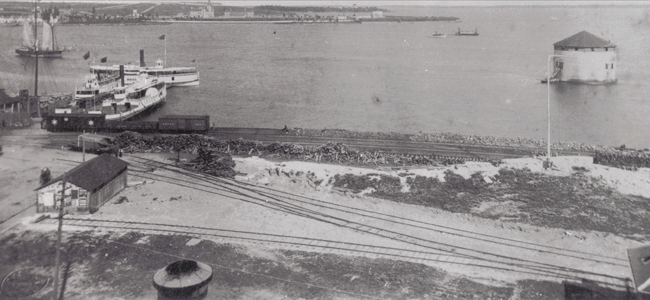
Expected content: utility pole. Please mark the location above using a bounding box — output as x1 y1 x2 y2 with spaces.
547 55 552 162
53 173 65 300
35 50 39 118
34 0 40 118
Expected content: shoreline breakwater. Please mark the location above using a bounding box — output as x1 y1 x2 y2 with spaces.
109 127 650 169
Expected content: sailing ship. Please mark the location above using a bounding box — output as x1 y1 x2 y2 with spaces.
15 17 63 58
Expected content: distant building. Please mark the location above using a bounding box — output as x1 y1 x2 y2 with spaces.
223 8 254 18
371 11 383 18
550 31 617 84
189 0 215 18
132 9 139 18
35 154 128 214
350 12 371 19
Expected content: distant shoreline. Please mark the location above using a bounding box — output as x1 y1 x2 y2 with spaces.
60 21 172 26
57 15 459 26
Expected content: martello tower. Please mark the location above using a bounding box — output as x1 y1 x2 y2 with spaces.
551 31 617 84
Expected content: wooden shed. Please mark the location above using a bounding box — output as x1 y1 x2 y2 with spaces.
0 89 30 127
35 154 128 214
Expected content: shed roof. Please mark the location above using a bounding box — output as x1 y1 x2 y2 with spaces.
80 134 114 144
37 154 128 192
554 31 616 48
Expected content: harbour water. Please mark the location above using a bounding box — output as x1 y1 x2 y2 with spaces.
1 5 649 148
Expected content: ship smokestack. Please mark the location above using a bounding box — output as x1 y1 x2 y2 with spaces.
119 65 125 87
140 49 145 67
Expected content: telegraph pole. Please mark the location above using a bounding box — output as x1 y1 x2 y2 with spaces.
34 0 40 118
53 173 65 300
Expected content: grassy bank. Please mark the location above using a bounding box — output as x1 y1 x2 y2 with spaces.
0 230 519 300
331 168 650 238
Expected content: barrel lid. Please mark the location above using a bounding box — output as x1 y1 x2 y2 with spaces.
152 260 213 289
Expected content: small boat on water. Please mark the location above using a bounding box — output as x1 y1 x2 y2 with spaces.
74 74 121 100
455 27 479 36
430 31 447 38
89 74 166 121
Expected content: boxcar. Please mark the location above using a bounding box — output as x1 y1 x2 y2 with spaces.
44 114 209 133
44 113 106 132
104 121 158 133
158 115 210 133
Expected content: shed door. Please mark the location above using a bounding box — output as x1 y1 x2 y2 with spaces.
42 192 54 207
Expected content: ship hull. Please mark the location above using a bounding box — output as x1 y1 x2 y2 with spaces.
15 48 63 58
90 65 200 87
104 84 167 121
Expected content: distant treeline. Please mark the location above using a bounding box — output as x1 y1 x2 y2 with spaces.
255 5 388 13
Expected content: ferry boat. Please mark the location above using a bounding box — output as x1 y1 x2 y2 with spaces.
430 31 447 38
90 59 199 87
74 74 121 100
89 74 166 121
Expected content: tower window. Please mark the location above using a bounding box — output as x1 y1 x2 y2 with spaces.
611 63 614 70
606 64 608 69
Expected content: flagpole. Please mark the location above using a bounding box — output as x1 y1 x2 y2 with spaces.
164 33 167 67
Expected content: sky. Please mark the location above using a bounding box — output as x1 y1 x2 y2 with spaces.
17 0 650 6
215 1 650 6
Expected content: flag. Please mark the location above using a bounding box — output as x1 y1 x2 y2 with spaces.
100 57 107 63
83 51 90 60
159 34 166 40
191 59 196 63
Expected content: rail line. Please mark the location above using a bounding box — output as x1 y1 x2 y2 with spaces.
127 156 626 262
117 155 628 289
208 128 594 158
58 157 629 271
2 129 593 161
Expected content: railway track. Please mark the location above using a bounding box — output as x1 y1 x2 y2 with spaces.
11 131 626 289
44 155 629 289
36 212 627 291
2 126 595 162
207 127 595 159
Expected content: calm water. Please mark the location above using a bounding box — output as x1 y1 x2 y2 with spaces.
1 5 650 148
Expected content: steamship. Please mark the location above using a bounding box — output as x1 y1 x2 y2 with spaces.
89 50 199 87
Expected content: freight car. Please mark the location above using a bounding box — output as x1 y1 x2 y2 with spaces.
159 115 210 133
44 113 107 132
43 113 210 133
